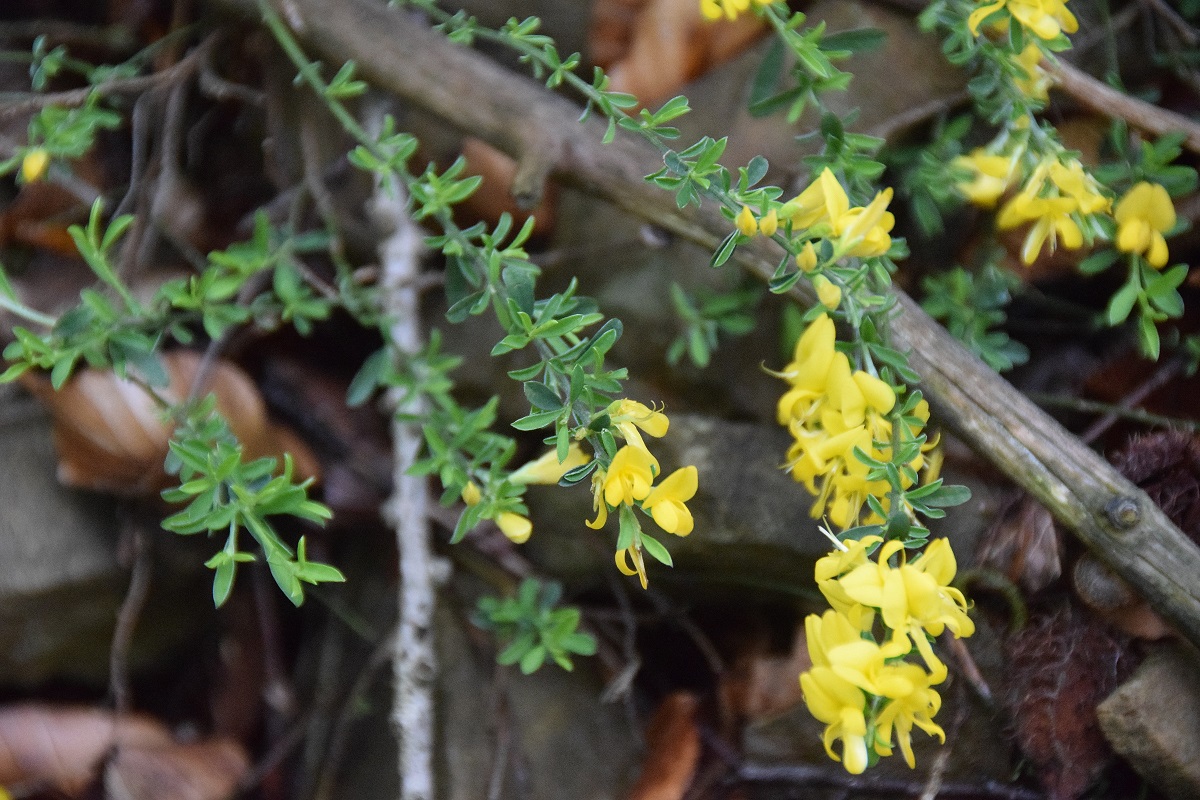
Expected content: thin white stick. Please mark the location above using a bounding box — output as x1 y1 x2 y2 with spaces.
369 111 438 800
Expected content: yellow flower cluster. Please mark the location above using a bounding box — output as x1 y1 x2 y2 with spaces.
800 536 974 773
781 168 896 260
968 0 1077 41
463 443 591 543
775 314 932 530
955 150 1117 265
700 0 773 21
588 400 698 588
736 205 778 237
997 157 1109 264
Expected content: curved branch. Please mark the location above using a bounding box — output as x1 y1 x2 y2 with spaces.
214 0 1200 650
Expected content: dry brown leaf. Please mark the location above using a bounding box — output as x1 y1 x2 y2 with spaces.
24 350 319 495
105 738 249 800
718 623 808 723
0 181 86 256
0 705 172 795
625 691 701 800
590 0 768 107
457 138 557 237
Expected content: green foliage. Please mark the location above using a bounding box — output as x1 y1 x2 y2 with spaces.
162 400 338 607
922 264 1029 372
474 579 597 673
891 114 974 236
667 282 761 368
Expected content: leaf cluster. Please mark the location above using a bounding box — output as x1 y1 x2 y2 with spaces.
161 400 339 607
474 578 597 674
922 264 1029 372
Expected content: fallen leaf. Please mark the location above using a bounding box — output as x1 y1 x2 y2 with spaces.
625 691 701 800
24 350 319 495
0 705 171 795
105 738 249 800
590 0 768 107
718 622 808 723
457 137 557 237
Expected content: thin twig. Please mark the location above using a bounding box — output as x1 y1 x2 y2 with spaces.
0 33 214 119
1080 354 1187 444
109 513 153 716
1029 390 1200 435
865 89 972 141
1047 57 1200 154
368 101 440 800
312 626 397 800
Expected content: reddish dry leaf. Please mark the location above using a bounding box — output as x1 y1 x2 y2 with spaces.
625 691 701 800
0 705 172 795
590 0 768 107
105 738 249 800
1005 606 1137 800
718 623 808 724
0 181 86 257
24 350 319 495
457 138 557 237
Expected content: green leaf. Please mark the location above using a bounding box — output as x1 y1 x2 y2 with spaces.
920 483 972 507
1106 280 1139 326
523 381 564 411
347 349 390 406
710 231 739 268
511 408 563 431
640 533 673 567
820 27 886 53
519 644 547 674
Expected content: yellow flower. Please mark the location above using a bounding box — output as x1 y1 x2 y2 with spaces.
509 443 591 484
1115 181 1176 268
800 611 875 774
783 168 848 230
736 205 758 236
813 275 842 310
836 539 974 681
700 0 773 21
496 511 533 544
796 241 819 272
759 208 779 237
873 661 946 768
616 544 649 589
461 481 482 506
952 148 1019 208
834 188 895 258
1012 44 1051 101
998 192 1082 264
642 465 698 535
1049 160 1110 215
968 0 1078 41
607 399 669 451
587 445 658 529
782 170 894 258
20 148 49 183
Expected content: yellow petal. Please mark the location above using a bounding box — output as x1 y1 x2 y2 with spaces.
496 512 532 544
736 205 758 236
